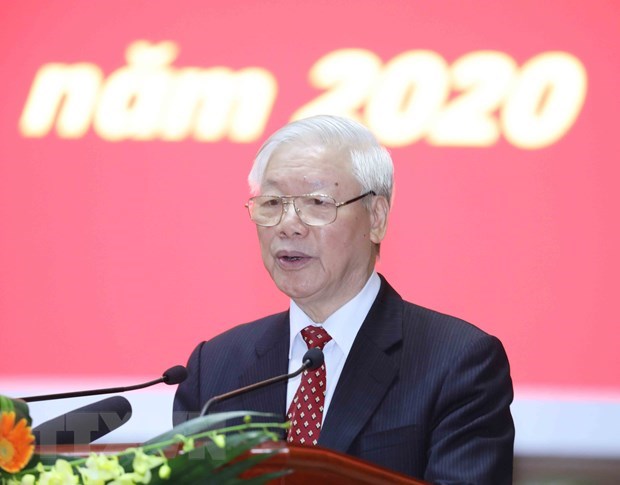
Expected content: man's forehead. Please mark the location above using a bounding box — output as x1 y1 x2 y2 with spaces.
266 143 350 170
259 142 355 190
260 169 331 192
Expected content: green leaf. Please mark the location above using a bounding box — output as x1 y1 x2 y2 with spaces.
0 395 32 426
149 439 285 485
0 395 16 413
143 411 279 447
13 399 32 426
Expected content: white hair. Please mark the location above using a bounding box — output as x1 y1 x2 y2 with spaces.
248 115 394 206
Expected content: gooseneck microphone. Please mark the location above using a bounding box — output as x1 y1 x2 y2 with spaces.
200 347 324 416
33 396 132 445
19 365 188 402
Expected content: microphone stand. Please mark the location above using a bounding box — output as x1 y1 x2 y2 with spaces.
200 348 323 416
20 378 166 403
19 365 187 402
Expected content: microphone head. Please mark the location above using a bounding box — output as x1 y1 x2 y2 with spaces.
303 348 324 370
162 365 188 385
33 396 132 446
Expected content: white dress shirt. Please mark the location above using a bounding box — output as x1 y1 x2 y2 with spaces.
286 272 381 423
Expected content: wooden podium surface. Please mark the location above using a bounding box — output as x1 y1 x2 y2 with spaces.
246 442 428 484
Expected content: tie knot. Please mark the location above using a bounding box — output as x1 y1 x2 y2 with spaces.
300 325 332 350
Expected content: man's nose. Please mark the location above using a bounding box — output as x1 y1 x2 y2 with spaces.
278 200 307 235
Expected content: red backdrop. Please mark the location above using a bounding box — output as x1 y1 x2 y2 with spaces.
1 0 618 395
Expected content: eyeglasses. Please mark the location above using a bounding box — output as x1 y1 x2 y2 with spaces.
245 191 376 227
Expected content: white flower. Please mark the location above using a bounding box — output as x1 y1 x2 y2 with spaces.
36 459 79 484
78 453 125 484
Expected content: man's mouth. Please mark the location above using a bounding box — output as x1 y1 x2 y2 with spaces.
275 251 311 267
282 255 303 262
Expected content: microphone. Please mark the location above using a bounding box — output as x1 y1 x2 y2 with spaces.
19 365 188 402
200 347 324 416
33 396 132 445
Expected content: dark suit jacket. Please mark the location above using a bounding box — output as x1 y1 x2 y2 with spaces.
173 276 515 484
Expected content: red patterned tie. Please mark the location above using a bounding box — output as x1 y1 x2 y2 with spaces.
286 325 332 446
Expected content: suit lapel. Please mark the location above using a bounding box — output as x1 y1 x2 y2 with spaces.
319 276 403 452
239 311 290 419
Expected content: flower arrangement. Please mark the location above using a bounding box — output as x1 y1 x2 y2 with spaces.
0 395 289 484
0 397 35 476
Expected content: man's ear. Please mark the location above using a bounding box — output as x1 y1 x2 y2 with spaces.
369 195 390 244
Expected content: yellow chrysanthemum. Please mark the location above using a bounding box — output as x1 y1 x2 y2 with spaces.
0 411 35 473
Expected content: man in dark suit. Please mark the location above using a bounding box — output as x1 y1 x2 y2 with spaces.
174 115 514 483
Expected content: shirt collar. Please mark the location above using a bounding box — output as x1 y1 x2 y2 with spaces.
288 272 381 357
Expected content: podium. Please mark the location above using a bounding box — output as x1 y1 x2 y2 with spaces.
244 442 428 484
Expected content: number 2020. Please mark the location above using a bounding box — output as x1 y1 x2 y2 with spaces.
292 49 587 150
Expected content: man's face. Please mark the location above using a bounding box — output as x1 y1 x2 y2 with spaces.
256 143 387 321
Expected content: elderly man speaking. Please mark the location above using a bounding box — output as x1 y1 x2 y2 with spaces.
174 115 515 484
